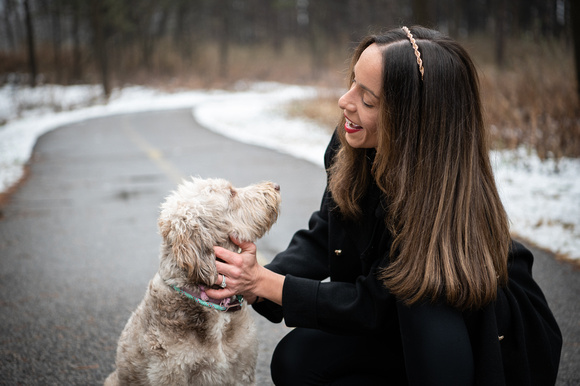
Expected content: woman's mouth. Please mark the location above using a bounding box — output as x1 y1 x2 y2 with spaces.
344 116 363 133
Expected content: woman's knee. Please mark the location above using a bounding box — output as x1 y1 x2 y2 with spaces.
397 301 474 385
270 328 336 385
270 333 295 385
271 329 315 385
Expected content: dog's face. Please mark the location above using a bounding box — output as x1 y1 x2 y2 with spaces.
158 178 281 285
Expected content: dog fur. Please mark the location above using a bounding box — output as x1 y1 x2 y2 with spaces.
105 177 281 386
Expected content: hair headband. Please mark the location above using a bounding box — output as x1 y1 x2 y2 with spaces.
401 26 424 80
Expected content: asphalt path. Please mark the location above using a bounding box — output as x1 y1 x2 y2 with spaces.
0 108 578 385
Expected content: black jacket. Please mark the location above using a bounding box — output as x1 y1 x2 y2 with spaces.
254 132 562 385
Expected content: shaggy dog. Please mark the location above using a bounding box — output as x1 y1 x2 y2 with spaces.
105 177 281 386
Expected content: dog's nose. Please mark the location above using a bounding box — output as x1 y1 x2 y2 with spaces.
273 183 280 191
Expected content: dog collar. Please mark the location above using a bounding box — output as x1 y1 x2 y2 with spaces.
167 282 244 312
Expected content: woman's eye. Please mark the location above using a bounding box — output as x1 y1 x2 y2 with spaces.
363 100 374 108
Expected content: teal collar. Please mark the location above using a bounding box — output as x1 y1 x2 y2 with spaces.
167 282 244 312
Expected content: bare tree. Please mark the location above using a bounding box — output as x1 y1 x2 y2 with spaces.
91 0 110 98
0 0 573 94
307 0 327 78
49 0 63 83
23 0 37 87
494 0 507 67
572 0 580 102
217 1 231 78
70 0 84 82
412 0 432 27
2 0 17 51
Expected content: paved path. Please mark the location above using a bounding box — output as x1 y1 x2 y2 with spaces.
0 109 578 385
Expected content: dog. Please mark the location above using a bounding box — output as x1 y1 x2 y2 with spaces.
105 177 281 386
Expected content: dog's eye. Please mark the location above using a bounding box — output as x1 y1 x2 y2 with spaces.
230 188 237 198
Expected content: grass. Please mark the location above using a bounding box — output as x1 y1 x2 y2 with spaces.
284 91 343 131
472 36 580 159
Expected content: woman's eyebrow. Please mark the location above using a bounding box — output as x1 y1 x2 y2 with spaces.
359 83 379 99
353 75 379 99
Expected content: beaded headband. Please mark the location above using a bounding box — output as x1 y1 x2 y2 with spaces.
401 26 425 80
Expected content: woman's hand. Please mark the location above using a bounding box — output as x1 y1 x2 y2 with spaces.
206 236 261 300
205 235 285 305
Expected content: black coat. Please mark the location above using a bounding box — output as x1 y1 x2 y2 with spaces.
254 132 562 385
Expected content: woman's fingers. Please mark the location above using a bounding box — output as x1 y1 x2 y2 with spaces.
206 282 234 299
209 239 260 300
230 234 257 254
217 273 228 289
215 254 241 280
214 245 238 264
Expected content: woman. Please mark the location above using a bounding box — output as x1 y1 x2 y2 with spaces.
207 26 562 385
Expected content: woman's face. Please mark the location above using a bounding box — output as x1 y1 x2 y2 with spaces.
338 43 383 149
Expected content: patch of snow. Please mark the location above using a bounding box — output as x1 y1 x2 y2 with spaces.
1 82 578 261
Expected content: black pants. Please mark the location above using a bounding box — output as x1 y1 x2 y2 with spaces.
270 302 474 385
271 328 397 385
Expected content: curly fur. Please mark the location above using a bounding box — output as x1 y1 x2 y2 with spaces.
105 177 281 386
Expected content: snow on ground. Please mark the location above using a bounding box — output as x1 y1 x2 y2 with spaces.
0 82 579 262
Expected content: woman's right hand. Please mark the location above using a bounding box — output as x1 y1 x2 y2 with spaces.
206 236 285 305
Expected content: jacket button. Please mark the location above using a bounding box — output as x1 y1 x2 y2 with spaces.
334 250 342 256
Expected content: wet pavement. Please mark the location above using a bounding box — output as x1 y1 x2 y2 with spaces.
0 108 577 385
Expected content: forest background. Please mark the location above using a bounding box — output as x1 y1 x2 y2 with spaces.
1 0 579 160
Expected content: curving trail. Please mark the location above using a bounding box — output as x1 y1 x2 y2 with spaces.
0 109 577 385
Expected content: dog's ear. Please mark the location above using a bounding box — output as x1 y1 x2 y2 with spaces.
158 212 217 284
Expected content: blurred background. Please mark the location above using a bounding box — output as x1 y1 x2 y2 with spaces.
1 0 579 159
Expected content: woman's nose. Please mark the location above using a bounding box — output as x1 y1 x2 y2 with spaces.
338 89 353 111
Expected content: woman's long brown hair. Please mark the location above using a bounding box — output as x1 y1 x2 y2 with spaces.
328 27 510 310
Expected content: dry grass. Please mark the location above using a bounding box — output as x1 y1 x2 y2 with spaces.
281 36 580 159
284 91 343 131
112 40 350 91
472 36 580 159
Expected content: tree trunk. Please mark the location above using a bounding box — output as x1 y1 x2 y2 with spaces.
71 1 83 82
571 0 580 103
494 0 507 68
91 0 110 98
51 0 62 83
3 0 17 51
218 1 231 79
450 0 463 38
138 5 155 71
308 1 326 79
412 0 432 27
23 0 37 87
